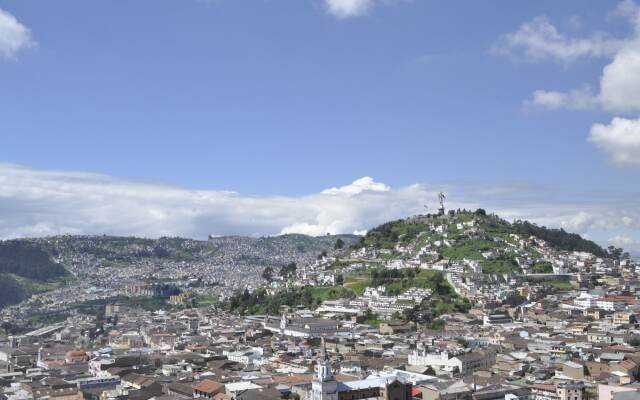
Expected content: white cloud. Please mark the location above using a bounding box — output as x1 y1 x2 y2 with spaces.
609 235 636 246
197 0 402 19
588 117 640 166
600 39 640 113
527 86 599 111
529 36 640 114
0 163 432 239
0 7 35 60
0 163 639 255
497 2 640 114
496 1 640 166
607 235 640 256
321 176 390 195
492 16 623 64
324 0 374 18
559 211 596 233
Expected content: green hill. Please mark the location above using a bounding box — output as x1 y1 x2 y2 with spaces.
511 220 607 257
0 241 69 279
355 210 610 261
0 241 70 308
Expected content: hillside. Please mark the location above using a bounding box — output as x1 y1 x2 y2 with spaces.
0 233 358 310
34 233 359 267
355 210 608 258
0 210 621 314
345 210 619 277
0 241 71 308
223 210 622 326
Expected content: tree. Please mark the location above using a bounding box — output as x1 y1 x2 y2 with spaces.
262 266 274 282
334 238 345 250
512 220 607 257
628 335 640 347
607 246 623 260
475 208 486 216
503 292 526 307
357 309 378 324
335 274 344 285
0 241 68 281
280 262 297 278
0 275 25 308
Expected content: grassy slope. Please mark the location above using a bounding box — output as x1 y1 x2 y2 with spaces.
0 241 72 308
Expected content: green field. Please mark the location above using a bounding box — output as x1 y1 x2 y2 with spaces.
441 240 500 260
225 284 356 315
193 294 219 307
532 262 553 273
345 268 451 296
481 257 522 274
547 280 574 290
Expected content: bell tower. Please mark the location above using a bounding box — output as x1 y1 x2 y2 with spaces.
311 339 338 400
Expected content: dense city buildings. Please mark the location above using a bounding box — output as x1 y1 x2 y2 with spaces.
0 210 638 400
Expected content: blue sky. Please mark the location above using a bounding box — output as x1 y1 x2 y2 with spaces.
0 1 638 254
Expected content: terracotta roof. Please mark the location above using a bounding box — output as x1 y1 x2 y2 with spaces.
529 384 556 393
605 345 639 353
194 379 225 394
334 374 359 382
618 360 638 370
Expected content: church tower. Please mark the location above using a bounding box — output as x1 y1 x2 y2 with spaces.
280 313 288 334
311 339 338 400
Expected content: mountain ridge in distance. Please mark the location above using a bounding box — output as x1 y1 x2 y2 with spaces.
0 209 630 310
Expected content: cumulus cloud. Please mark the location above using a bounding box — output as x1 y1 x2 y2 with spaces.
0 7 35 60
527 86 599 111
492 16 623 64
609 235 636 246
599 39 640 113
608 235 640 256
324 0 375 19
0 163 434 239
0 163 639 255
321 176 390 195
323 0 404 19
588 117 640 165
496 1 640 113
532 39 640 114
496 1 640 166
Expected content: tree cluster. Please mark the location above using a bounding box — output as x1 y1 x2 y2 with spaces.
280 262 297 278
0 241 68 281
0 275 25 308
511 221 608 257
226 285 354 315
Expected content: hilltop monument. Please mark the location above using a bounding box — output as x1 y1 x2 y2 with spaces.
438 192 446 216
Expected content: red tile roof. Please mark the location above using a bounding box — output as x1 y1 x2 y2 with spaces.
194 379 225 394
529 384 556 393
